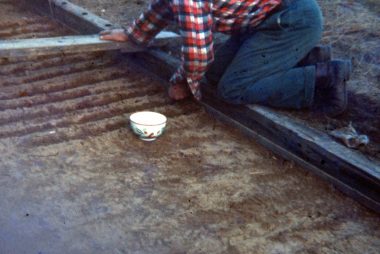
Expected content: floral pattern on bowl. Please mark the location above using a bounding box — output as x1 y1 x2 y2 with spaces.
129 111 167 141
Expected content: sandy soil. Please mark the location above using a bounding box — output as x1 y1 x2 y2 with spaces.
72 0 148 26
71 0 380 161
0 1 379 253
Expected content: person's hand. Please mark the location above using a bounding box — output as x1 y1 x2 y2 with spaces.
99 29 128 42
168 83 191 101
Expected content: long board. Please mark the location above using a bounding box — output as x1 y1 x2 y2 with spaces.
0 32 178 58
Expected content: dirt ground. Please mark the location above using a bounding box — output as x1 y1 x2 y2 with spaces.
72 0 380 160
0 1 379 253
0 1 73 39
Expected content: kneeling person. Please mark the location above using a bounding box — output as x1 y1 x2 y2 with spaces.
100 0 351 117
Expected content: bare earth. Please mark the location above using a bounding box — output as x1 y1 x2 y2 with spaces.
0 1 379 253
73 0 380 160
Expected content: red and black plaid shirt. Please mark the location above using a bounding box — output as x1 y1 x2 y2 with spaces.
127 0 282 100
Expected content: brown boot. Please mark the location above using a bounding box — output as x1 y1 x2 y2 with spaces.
297 45 332 66
315 60 352 117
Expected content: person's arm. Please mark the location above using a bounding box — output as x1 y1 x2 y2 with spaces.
126 0 174 45
170 0 214 100
100 0 173 43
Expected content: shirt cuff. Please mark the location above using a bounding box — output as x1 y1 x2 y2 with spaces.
186 77 202 101
125 26 150 47
170 68 202 101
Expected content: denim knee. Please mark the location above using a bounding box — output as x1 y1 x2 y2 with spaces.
217 80 242 104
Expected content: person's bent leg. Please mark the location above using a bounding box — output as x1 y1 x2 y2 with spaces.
217 0 323 109
242 66 316 109
205 35 242 85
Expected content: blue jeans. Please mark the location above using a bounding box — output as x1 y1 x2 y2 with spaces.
206 0 323 109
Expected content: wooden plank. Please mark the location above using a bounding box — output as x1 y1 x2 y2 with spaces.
248 105 380 179
0 32 179 58
0 35 136 58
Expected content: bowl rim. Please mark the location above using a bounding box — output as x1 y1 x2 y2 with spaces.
130 120 167 127
129 111 167 126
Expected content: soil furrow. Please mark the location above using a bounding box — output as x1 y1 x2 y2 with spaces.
4 30 70 40
19 116 128 147
0 23 60 37
18 110 202 147
0 52 107 75
0 16 54 30
0 61 119 87
0 101 198 139
0 52 100 65
0 89 165 126
0 78 157 110
0 67 127 99
0 58 117 86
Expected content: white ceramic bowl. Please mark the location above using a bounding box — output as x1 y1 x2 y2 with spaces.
129 111 167 141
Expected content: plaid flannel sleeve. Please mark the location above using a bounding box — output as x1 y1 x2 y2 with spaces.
126 0 174 45
170 0 214 100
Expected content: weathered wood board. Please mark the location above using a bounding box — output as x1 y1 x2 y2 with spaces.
0 32 178 58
